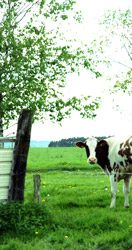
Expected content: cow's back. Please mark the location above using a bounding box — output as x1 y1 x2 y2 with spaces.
106 135 132 170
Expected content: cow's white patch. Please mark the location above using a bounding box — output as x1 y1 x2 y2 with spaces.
85 137 98 163
107 135 131 169
110 173 118 208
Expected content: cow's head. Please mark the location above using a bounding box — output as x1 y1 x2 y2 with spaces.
76 137 98 164
76 137 108 165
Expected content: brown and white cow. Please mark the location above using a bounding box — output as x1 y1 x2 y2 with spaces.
76 136 132 208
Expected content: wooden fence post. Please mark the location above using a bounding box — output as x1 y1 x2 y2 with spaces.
8 109 34 202
33 175 41 204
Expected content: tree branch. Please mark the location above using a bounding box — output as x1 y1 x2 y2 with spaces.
16 3 31 16
15 0 40 24
107 57 132 70
115 20 132 61
122 43 132 61
126 36 132 48
0 0 40 28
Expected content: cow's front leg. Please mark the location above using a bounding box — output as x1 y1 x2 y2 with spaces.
123 176 131 208
110 173 117 208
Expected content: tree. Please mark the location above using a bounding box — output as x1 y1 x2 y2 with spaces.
48 136 110 147
92 9 132 96
0 0 101 136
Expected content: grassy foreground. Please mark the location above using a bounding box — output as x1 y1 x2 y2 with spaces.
0 148 132 250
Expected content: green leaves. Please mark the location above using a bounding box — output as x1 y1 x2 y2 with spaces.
112 70 132 95
92 9 132 97
0 0 101 129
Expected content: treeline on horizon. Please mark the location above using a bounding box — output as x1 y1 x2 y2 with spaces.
48 136 112 147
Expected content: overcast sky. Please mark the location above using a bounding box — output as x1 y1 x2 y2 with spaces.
5 0 132 141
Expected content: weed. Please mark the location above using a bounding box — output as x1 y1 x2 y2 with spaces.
0 202 52 240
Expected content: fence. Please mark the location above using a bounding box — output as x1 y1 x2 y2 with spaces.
0 137 15 203
24 168 109 204
0 136 40 204
24 166 132 205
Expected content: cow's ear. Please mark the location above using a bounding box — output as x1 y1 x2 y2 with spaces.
98 140 107 148
76 142 86 148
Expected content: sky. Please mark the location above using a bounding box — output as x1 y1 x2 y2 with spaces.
5 0 132 141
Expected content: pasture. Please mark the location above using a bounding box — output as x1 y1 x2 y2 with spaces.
1 147 132 250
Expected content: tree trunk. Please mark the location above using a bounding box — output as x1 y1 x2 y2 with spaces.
8 109 34 202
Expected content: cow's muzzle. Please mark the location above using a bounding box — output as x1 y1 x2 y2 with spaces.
88 157 97 165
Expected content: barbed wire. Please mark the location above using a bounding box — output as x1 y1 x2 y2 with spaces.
0 123 17 137
26 168 132 175
1 168 132 203
5 132 16 137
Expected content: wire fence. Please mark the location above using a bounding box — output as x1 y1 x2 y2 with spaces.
26 167 132 175
24 173 108 204
0 123 17 137
24 167 130 204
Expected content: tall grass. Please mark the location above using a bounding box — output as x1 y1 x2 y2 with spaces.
0 148 132 250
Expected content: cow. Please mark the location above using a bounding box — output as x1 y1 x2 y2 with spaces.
76 136 132 208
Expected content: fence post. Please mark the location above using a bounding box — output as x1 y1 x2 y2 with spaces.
33 175 41 204
8 109 34 202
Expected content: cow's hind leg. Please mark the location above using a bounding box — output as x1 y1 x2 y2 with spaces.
123 176 131 208
110 174 117 208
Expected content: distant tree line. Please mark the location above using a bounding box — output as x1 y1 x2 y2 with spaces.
48 136 111 147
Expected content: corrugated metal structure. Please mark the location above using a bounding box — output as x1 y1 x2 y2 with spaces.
0 150 13 202
0 137 15 203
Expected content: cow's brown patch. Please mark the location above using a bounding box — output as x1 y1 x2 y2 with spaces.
113 162 120 171
120 143 123 148
120 161 124 167
118 142 124 157
76 141 90 158
85 145 90 158
124 147 130 156
96 140 112 172
124 139 130 148
114 173 117 182
113 162 116 170
76 142 86 148
118 138 132 161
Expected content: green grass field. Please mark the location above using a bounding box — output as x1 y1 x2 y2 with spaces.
26 147 101 171
1 147 132 250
